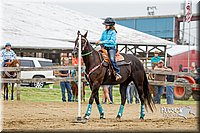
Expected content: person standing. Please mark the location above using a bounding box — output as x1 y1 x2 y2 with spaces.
166 66 175 104
58 58 72 102
153 60 169 104
102 85 112 104
126 82 140 104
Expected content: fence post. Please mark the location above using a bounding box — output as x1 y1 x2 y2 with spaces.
16 68 21 101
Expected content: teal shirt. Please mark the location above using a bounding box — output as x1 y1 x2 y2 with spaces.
151 56 161 66
99 29 116 47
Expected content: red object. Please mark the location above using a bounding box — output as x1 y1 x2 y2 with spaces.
72 57 83 66
168 50 199 72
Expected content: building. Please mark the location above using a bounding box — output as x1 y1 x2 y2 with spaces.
115 14 200 44
167 45 199 72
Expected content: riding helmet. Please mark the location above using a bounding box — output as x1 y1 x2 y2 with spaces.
5 42 11 47
102 17 115 26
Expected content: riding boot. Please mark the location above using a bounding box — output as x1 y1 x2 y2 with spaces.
115 73 122 81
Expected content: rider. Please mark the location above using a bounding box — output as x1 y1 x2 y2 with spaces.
0 42 16 67
96 17 122 81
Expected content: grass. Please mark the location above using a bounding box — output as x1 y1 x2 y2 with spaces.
4 84 199 105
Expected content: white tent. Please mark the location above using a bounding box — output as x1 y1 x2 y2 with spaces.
0 1 175 50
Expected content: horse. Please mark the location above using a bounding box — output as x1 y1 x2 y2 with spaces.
2 59 20 100
73 31 155 120
71 81 86 102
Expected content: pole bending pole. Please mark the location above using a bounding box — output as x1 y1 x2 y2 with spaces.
77 33 82 121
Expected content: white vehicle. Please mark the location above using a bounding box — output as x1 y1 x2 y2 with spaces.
0 57 55 88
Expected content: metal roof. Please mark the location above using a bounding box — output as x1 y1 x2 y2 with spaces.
0 1 175 50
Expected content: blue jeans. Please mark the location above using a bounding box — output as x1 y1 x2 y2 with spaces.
60 81 72 102
154 85 164 104
126 84 140 104
166 86 174 104
109 85 113 102
1 60 9 67
106 47 120 74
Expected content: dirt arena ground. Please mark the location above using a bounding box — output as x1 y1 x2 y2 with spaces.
2 101 199 132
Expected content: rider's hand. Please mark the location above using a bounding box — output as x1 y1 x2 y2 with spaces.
95 40 101 45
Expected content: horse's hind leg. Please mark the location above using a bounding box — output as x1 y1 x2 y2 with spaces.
134 81 145 119
116 82 129 119
11 83 14 100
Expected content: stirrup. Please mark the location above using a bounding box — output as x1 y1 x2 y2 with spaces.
115 74 122 81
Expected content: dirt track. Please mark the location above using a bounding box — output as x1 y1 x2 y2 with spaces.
2 101 199 132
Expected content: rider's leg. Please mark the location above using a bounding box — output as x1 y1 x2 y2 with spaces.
107 47 122 80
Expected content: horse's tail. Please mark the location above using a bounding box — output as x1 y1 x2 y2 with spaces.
143 72 156 112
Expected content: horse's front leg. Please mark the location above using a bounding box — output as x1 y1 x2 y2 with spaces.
11 83 14 100
116 83 128 119
84 81 101 120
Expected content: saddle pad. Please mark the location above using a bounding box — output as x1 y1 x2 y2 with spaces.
99 48 124 62
117 61 131 66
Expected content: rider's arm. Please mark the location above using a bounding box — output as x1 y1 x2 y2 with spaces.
0 50 4 57
99 31 116 46
11 50 17 59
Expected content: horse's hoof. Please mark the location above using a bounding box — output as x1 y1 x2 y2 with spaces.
116 115 121 121
100 114 105 119
83 115 90 120
140 117 144 121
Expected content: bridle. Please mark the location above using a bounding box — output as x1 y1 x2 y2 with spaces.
74 35 97 57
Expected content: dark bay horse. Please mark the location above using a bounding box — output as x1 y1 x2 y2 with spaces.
2 59 20 100
73 31 155 120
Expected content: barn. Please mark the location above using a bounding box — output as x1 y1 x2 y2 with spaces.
167 45 199 72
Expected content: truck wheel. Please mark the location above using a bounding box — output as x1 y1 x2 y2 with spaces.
174 78 192 100
31 76 45 88
192 91 200 101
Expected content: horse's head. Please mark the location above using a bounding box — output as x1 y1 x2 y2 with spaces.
72 31 89 57
7 59 20 67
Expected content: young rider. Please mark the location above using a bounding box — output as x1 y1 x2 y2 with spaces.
96 17 122 81
0 42 16 67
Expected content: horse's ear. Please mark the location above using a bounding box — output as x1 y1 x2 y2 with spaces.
83 31 88 38
77 30 80 36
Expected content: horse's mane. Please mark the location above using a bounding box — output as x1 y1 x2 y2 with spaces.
8 59 20 67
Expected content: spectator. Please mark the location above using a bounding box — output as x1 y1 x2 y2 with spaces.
108 85 113 103
126 82 140 104
179 64 183 72
102 85 112 104
151 50 161 68
58 58 73 102
153 60 169 104
166 66 175 104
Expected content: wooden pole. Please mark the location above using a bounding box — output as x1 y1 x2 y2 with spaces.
16 69 21 101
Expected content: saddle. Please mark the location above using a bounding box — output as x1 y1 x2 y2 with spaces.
98 48 131 77
98 48 124 63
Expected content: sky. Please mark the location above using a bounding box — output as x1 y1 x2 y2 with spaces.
9 0 199 18
3 0 199 45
